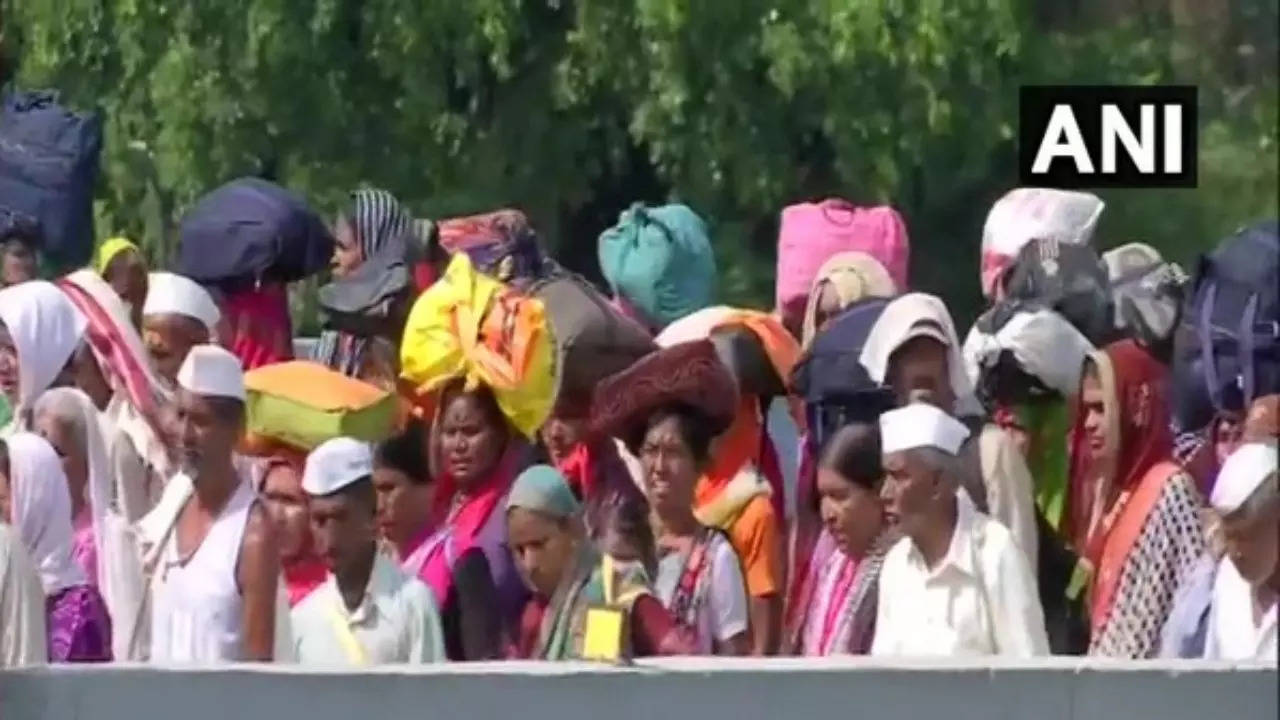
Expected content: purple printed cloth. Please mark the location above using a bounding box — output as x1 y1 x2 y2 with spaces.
47 584 112 662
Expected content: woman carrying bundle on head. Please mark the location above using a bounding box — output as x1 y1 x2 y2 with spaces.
399 252 559 658
592 341 753 656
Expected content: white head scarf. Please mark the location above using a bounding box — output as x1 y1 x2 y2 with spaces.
0 280 88 413
5 432 86 595
860 292 982 417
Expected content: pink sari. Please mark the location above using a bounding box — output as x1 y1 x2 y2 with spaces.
220 283 294 370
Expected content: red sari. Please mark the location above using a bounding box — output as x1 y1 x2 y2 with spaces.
1067 340 1205 656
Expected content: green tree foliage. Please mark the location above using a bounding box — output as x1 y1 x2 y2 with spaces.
2 0 1275 329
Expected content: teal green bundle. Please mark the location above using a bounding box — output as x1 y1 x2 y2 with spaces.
597 202 716 329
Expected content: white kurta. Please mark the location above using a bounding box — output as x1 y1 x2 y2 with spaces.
1204 557 1278 662
0 522 47 666
291 552 445 665
872 491 1049 657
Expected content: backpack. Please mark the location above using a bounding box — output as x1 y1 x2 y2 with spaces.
790 297 897 449
176 177 333 286
597 202 716 330
1171 220 1280 432
529 270 657 404
0 89 103 270
1002 237 1115 346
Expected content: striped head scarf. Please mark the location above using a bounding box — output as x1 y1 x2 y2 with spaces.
313 188 412 377
349 188 412 262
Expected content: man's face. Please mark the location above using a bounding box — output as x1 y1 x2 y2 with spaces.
0 241 37 287
105 250 149 325
1221 483 1279 586
143 314 205 384
309 489 376 574
888 335 955 411
880 450 940 538
173 389 240 479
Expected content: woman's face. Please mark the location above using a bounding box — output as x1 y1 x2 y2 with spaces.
261 463 310 562
0 322 17 404
540 414 587 467
34 413 87 510
887 336 955 411
439 391 507 489
331 218 362 279
817 467 884 557
507 507 577 597
639 415 700 514
0 241 37 287
372 465 434 549
1080 368 1110 460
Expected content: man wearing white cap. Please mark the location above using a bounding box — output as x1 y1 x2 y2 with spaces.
1203 442 1278 661
291 437 445 665
146 344 281 662
142 272 222 386
871 402 1048 657
862 293 1039 569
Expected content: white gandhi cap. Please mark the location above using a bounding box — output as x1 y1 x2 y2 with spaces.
143 272 221 335
879 402 971 456
302 437 375 496
1211 442 1278 514
177 344 245 401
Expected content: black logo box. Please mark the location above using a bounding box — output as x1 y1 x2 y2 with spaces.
1019 85 1198 189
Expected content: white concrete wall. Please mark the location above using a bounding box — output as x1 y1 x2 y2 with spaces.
2 657 1276 720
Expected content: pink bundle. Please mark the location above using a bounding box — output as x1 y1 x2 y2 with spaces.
775 199 909 313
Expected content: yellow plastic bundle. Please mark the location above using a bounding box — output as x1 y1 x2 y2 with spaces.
399 253 556 437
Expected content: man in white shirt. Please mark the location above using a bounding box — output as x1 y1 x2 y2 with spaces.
292 437 445 665
872 402 1048 657
1204 442 1278 662
0 521 46 666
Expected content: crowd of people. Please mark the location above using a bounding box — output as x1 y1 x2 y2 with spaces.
0 185 1275 669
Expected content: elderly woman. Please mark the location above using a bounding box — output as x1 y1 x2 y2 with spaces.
59 269 173 519
259 451 327 607
0 433 111 662
593 340 752 655
0 281 88 437
786 423 894 655
31 387 144 661
1070 339 1206 658
507 464 685 659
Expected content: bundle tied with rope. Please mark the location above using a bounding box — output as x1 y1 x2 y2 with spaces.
399 253 557 438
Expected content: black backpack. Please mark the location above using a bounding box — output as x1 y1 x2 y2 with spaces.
0 89 103 270
1002 238 1115 346
790 297 897 449
1171 220 1280 432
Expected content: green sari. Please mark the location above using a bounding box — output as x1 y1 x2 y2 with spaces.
537 546 652 661
1016 399 1070 531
